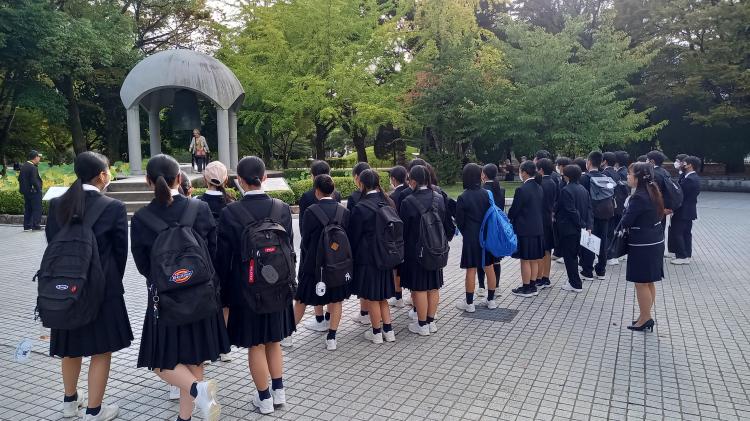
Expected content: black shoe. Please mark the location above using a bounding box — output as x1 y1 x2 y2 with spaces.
595 272 606 280
627 319 655 332
527 283 539 296
580 271 594 281
511 285 534 298
536 279 551 289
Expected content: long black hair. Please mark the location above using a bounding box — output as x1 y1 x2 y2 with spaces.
630 162 665 218
178 171 192 196
359 169 395 208
146 154 180 206
237 156 265 188
409 165 431 189
57 151 109 225
482 163 503 198
462 163 483 190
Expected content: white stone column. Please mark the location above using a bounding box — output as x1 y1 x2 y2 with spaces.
126 106 143 175
148 108 161 157
228 110 238 170
216 108 230 169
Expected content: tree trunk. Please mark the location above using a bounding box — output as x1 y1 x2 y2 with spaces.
314 122 328 160
103 99 124 162
353 129 367 163
55 75 86 155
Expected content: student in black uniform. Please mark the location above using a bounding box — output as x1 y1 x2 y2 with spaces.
347 162 372 324
535 158 558 290
46 152 132 421
670 156 701 265
196 160 235 364
508 161 545 298
555 165 592 292
216 156 295 414
399 165 453 336
579 151 611 280
455 164 499 311
476 163 504 298
534 150 562 187
294 175 351 350
647 151 674 243
131 154 227 421
666 153 688 257
573 158 588 173
613 151 631 264
388 165 409 308
622 162 665 332
552 157 572 264
297 160 342 332
601 152 622 266
348 169 397 343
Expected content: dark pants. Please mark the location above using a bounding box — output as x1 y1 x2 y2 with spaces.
671 218 693 258
607 214 622 257
477 262 501 289
560 232 582 289
23 192 42 230
195 155 206 172
580 218 608 276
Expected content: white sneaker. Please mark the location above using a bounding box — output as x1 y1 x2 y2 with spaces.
280 336 293 348
607 258 620 266
219 352 232 362
561 282 583 293
455 301 476 313
403 294 413 306
82 404 119 421
168 384 181 400
251 392 274 415
270 388 286 406
428 321 438 333
408 308 417 320
555 257 565 264
194 380 221 421
383 329 396 342
664 252 675 258
408 322 430 336
355 313 371 325
364 330 383 344
326 338 337 351
303 317 330 332
62 393 85 418
476 288 487 298
387 297 405 308
486 299 498 310
671 258 691 265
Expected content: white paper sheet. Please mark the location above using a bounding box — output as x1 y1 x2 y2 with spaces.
580 229 601 255
42 186 69 201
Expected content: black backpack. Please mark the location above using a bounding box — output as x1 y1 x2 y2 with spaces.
360 198 404 270
35 197 113 330
614 168 629 215
405 193 449 270
137 200 218 326
232 200 296 314
309 204 353 288
587 175 616 220
664 177 684 210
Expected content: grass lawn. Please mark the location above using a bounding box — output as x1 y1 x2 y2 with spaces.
441 181 520 199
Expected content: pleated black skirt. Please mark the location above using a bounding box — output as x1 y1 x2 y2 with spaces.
626 242 665 283
512 235 546 260
138 308 230 370
227 303 295 348
400 264 444 292
353 264 395 301
295 273 351 305
50 295 133 358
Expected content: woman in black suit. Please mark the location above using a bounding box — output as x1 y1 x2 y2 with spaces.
507 161 545 298
455 163 499 312
46 152 132 421
621 162 665 332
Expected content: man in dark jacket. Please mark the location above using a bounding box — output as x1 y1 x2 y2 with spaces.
555 164 592 292
580 151 614 280
670 156 701 265
18 150 43 231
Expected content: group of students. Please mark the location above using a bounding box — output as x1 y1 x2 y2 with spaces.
38 148 701 420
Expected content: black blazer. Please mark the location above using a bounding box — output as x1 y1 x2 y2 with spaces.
197 192 228 221
456 187 491 240
673 172 700 221
550 171 563 190
131 195 217 285
298 188 342 221
19 161 42 194
482 181 505 212
346 190 364 212
216 193 294 291
540 175 558 227
347 191 389 265
299 199 349 277
47 191 128 298
400 188 453 260
507 179 544 237
621 188 664 245
554 182 592 236
389 184 410 211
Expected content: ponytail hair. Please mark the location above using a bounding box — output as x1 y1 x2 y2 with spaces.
237 156 265 188
520 160 542 184
57 151 109 225
482 163 503 198
360 169 395 208
630 162 665 218
178 171 192 197
409 165 431 189
146 154 180 206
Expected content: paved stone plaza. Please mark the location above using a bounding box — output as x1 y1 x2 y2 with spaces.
1 191 749 421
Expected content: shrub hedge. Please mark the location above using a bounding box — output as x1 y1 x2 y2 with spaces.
0 190 49 215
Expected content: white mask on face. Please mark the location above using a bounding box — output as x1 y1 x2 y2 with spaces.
673 161 682 169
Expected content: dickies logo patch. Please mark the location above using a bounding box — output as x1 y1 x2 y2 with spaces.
55 284 69 291
170 269 193 284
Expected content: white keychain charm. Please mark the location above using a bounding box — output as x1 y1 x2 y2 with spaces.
315 281 327 297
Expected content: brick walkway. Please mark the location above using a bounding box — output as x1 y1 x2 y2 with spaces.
1 191 749 420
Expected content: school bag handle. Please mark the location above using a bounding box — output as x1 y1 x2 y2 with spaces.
137 199 200 233
406 191 440 216
309 203 345 227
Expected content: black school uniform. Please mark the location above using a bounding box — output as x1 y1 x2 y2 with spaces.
46 188 133 358
540 175 558 251
621 188 664 283
671 171 700 259
216 192 296 347
554 181 592 289
347 191 395 300
390 184 409 211
197 191 228 221
299 188 342 220
456 187 494 268
296 198 352 305
399 188 453 291
507 178 545 260
346 190 364 212
132 194 229 369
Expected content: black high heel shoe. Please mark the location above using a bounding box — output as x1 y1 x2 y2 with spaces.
627 319 655 332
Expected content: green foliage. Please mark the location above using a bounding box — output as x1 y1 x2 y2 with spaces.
0 190 25 215
423 151 462 186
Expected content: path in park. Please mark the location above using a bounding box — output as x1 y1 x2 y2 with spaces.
1 192 749 420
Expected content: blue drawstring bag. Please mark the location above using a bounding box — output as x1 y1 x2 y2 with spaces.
479 189 517 266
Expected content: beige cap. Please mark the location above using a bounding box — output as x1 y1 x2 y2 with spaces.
203 161 228 187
